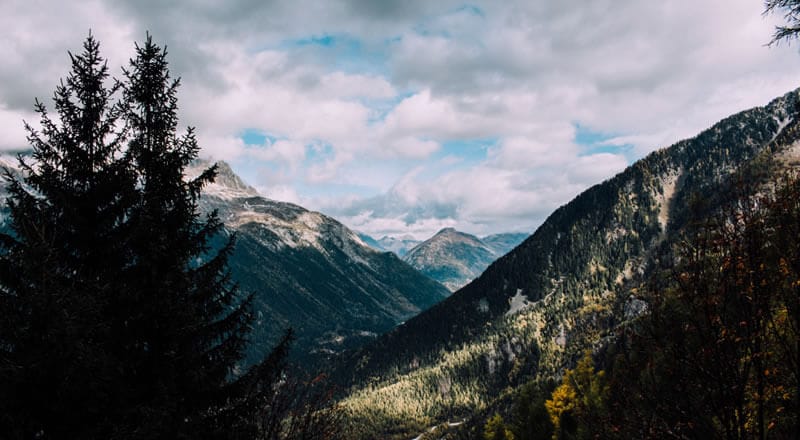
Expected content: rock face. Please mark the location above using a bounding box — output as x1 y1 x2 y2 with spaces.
402 228 527 291
334 90 800 438
194 162 451 366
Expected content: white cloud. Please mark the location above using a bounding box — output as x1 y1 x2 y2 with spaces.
2 0 799 238
0 105 31 151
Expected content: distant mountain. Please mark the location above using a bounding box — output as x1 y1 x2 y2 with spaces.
2 154 449 369
355 232 386 252
191 162 450 366
375 235 420 257
0 158 449 369
335 90 800 438
481 232 529 256
403 228 527 291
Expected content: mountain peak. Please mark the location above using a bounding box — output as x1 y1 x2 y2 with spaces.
188 159 259 200
404 228 495 291
210 161 259 197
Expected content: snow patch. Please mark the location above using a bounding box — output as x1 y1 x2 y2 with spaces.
202 181 259 200
770 115 794 143
506 289 532 316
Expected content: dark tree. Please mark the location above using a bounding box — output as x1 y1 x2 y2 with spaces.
765 0 800 45
0 35 309 439
114 35 261 439
603 173 800 438
0 35 133 439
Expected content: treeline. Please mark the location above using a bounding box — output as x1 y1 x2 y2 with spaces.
483 168 800 439
0 36 341 439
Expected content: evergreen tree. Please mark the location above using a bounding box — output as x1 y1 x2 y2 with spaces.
765 0 800 45
114 34 261 440
0 35 293 439
0 34 134 439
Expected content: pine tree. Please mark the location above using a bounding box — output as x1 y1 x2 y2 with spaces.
765 0 800 45
114 34 265 439
0 34 134 439
0 35 292 439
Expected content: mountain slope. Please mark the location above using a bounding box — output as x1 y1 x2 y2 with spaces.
336 90 799 438
1 156 449 369
375 235 420 257
193 162 450 366
403 228 523 291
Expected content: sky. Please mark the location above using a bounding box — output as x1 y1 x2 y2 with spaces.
2 0 799 240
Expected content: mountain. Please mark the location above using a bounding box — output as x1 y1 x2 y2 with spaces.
355 232 386 252
480 232 529 256
335 90 799 438
375 235 420 257
0 158 449 369
192 162 450 366
402 228 527 291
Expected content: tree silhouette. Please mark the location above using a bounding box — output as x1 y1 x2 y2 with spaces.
0 34 302 439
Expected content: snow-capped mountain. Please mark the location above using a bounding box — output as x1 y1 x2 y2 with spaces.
402 228 528 291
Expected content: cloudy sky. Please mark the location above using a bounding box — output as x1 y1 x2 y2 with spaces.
2 1 799 239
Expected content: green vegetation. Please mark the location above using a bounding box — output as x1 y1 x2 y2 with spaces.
499 167 800 439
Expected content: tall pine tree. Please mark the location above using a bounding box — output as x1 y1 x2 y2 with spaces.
0 35 289 439
0 35 133 439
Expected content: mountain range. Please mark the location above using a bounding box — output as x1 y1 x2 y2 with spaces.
357 234 421 257
401 228 528 291
334 89 800 438
4 86 797 439
0 158 450 368
193 162 451 366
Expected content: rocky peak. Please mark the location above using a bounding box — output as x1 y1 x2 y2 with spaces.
190 160 259 200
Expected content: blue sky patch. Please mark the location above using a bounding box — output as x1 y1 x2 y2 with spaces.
455 4 485 17
240 129 283 146
366 90 417 125
240 129 266 146
278 33 390 76
574 123 633 159
438 138 494 164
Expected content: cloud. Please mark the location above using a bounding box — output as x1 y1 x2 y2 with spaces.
0 105 33 151
320 140 628 239
2 0 799 238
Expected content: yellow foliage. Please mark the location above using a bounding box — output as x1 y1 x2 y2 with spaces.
484 413 515 440
544 351 608 439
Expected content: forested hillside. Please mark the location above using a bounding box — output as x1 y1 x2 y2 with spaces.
334 90 799 439
187 161 451 366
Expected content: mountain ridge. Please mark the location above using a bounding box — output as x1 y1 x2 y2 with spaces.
335 89 799 438
191 163 451 366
